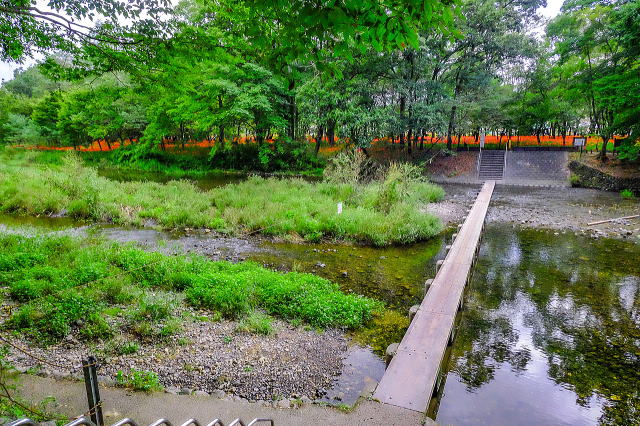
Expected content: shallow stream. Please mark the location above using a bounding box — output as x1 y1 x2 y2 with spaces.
1 187 638 422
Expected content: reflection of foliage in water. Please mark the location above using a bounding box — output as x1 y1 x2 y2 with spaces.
449 227 640 424
452 309 531 389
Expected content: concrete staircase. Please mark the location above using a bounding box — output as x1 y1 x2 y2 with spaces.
478 150 505 180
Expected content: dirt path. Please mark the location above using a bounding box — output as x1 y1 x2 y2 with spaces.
17 374 430 426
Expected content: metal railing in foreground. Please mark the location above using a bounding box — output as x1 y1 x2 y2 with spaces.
7 417 274 426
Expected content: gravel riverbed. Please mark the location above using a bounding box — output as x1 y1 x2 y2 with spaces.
432 183 640 241
6 314 347 404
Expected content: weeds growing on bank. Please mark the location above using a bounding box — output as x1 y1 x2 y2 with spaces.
620 189 635 199
0 233 381 345
0 148 443 245
115 369 163 392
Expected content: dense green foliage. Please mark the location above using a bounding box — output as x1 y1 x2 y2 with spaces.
1 0 637 166
0 149 443 245
541 0 640 160
0 232 382 345
0 0 538 158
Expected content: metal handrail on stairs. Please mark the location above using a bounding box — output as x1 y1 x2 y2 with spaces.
503 143 508 181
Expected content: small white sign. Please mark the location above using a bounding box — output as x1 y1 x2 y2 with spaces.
337 202 343 214
573 137 586 147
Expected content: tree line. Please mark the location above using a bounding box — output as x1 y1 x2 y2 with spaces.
0 0 638 162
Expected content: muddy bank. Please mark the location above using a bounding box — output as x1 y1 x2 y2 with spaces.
489 185 640 240
94 226 271 263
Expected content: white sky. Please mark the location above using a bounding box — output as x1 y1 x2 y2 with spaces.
0 0 566 83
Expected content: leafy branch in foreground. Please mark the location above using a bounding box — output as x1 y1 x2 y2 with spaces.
0 0 173 62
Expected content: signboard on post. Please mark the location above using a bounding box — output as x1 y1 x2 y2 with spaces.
573 137 586 147
573 137 586 158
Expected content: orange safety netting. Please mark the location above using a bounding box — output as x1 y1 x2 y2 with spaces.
15 135 617 153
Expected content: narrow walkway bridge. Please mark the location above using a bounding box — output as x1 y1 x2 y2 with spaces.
373 180 496 413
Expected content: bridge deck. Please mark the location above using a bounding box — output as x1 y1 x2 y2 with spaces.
373 180 495 413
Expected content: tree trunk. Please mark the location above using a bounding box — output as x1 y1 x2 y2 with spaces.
326 120 336 146
217 96 225 144
315 126 324 156
599 134 610 162
399 95 406 145
287 79 296 140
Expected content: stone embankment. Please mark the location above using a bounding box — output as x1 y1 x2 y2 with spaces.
569 160 640 193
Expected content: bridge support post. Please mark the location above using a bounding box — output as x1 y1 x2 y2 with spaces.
424 279 434 296
385 343 399 367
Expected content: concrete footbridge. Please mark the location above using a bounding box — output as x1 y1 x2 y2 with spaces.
373 180 496 413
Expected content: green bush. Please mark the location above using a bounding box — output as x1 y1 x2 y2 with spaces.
8 292 97 343
9 279 54 302
208 140 324 173
569 174 581 186
2 233 382 345
120 341 140 355
132 293 175 321
96 278 137 304
79 313 113 341
186 276 252 318
158 317 183 338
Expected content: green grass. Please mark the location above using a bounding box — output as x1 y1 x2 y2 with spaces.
620 189 635 199
115 369 163 392
0 148 444 245
236 311 274 335
0 232 381 345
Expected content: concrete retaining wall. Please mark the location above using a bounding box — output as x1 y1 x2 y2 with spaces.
504 151 569 181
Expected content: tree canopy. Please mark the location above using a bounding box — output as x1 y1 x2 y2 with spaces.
1 0 638 162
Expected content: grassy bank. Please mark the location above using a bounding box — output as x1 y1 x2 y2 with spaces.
0 149 444 245
0 233 381 345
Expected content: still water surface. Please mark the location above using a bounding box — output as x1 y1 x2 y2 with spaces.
435 225 640 425
1 211 638 421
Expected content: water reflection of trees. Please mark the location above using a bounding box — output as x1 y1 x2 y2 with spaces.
449 227 640 424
